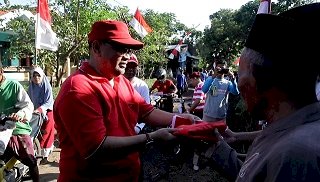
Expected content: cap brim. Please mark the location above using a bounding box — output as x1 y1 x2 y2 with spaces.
111 38 144 50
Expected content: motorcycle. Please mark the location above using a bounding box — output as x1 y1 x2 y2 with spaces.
0 103 43 182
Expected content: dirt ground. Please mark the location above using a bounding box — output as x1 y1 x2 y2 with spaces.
37 89 228 182
39 148 60 182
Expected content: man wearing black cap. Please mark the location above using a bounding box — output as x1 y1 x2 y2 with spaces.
207 3 320 181
53 20 199 182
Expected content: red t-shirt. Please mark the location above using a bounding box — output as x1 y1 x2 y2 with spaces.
151 79 175 94
54 62 154 182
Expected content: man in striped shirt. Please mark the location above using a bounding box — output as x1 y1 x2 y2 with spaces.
187 72 205 119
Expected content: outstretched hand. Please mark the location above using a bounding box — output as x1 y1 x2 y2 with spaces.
178 113 201 124
150 128 178 141
221 128 238 143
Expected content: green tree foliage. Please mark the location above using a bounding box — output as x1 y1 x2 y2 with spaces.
197 0 317 70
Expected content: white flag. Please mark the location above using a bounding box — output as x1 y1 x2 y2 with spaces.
129 8 152 38
35 0 59 51
257 0 271 14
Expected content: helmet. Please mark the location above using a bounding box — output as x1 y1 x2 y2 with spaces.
155 68 166 79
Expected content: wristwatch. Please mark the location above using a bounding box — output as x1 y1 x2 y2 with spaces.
145 133 154 145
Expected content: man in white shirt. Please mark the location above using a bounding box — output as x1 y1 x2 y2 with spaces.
124 54 150 134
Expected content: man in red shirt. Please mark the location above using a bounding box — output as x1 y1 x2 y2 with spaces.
54 20 198 182
150 68 177 94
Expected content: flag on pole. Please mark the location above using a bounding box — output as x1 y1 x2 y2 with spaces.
168 40 183 59
257 0 271 14
35 0 59 51
168 32 191 59
129 8 152 38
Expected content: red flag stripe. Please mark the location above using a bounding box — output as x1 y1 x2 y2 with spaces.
134 9 152 33
37 0 51 24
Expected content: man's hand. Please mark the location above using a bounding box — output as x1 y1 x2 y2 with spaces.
221 128 237 143
149 128 178 141
8 113 25 122
227 71 235 80
178 113 201 124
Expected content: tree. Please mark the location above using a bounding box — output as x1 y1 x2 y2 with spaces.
197 0 317 70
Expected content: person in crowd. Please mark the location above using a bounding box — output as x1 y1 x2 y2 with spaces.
202 60 240 122
0 62 39 182
123 54 149 134
176 67 188 98
150 68 178 112
53 20 199 182
150 68 177 94
199 68 208 82
187 72 205 119
186 71 206 170
207 3 320 181
28 66 55 165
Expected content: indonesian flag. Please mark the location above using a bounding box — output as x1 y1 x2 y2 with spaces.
257 0 271 14
129 8 152 38
35 0 59 51
168 39 182 59
168 32 191 59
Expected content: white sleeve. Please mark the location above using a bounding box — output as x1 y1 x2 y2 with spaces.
16 84 34 121
140 82 151 104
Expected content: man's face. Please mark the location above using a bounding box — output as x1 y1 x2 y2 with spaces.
238 55 265 119
157 75 165 83
92 41 131 79
215 63 226 75
124 62 138 80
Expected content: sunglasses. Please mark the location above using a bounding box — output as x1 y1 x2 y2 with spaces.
101 41 132 56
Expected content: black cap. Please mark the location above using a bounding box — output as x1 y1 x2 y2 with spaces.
244 3 320 69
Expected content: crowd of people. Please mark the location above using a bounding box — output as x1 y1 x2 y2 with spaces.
1 2 320 182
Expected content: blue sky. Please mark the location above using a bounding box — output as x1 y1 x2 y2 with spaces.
8 0 252 30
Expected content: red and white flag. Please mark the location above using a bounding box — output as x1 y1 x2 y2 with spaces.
129 8 152 38
35 0 59 51
168 39 182 59
168 32 191 59
257 0 271 14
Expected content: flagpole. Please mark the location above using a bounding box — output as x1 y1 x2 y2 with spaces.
34 0 39 66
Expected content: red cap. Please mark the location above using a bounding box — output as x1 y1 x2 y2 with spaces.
127 54 139 65
190 72 200 79
88 20 144 49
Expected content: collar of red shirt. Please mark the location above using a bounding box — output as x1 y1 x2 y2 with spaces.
79 61 120 84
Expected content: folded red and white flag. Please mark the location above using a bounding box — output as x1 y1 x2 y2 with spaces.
35 0 59 51
257 0 271 14
129 8 152 38
172 116 227 142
